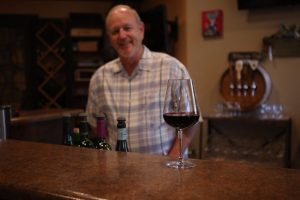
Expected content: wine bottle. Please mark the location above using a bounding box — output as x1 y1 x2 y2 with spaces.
75 112 87 128
78 112 88 121
0 105 11 141
72 112 87 146
94 114 112 150
73 128 81 146
79 120 94 148
115 117 129 152
62 113 73 146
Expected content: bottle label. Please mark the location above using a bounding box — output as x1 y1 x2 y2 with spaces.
117 128 127 140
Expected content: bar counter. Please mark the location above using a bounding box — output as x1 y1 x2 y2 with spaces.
1 140 300 200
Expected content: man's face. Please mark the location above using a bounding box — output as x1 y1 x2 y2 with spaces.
106 8 144 60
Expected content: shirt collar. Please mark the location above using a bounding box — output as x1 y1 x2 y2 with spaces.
112 46 153 74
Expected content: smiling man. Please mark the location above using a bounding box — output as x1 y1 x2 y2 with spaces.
105 5 144 75
86 4 199 157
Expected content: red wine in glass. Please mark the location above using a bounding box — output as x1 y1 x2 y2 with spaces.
163 112 199 129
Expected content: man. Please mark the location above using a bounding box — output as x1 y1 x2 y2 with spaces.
86 4 199 157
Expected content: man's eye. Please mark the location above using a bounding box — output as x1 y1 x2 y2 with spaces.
111 29 119 35
123 26 132 31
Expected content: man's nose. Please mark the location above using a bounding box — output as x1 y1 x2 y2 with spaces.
118 28 126 38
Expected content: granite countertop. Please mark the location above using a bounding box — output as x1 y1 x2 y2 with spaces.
0 139 300 200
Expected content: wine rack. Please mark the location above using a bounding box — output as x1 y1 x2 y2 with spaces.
35 19 67 108
69 13 104 108
0 14 38 110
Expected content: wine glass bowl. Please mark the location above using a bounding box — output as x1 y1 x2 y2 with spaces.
163 113 199 130
163 79 200 169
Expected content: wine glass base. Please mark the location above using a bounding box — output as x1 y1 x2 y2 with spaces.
166 160 195 169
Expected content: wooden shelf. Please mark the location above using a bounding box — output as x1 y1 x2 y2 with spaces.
263 37 300 57
69 13 104 108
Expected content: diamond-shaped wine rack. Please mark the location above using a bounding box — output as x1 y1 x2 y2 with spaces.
36 20 66 108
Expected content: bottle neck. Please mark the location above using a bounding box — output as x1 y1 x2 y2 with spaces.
79 121 89 137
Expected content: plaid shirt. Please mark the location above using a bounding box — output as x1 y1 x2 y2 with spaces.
86 46 190 155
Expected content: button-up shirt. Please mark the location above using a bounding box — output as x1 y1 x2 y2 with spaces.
86 46 190 155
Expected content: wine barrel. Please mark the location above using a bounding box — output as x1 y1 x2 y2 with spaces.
219 65 271 112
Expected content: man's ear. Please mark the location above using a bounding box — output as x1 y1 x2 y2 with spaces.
139 21 145 35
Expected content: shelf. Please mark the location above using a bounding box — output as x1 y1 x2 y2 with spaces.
68 13 104 108
70 27 103 38
74 68 96 82
263 37 300 57
73 40 100 52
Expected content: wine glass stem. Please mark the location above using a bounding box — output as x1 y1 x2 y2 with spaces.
178 129 183 164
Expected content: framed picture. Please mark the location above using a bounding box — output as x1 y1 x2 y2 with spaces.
202 10 223 38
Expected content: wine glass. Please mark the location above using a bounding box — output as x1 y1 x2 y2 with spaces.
163 79 200 169
272 103 283 118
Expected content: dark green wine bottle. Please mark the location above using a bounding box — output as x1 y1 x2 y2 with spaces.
79 121 94 148
63 113 73 146
94 114 112 150
116 117 129 152
73 128 81 147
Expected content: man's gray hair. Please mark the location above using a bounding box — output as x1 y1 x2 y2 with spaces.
106 4 142 25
